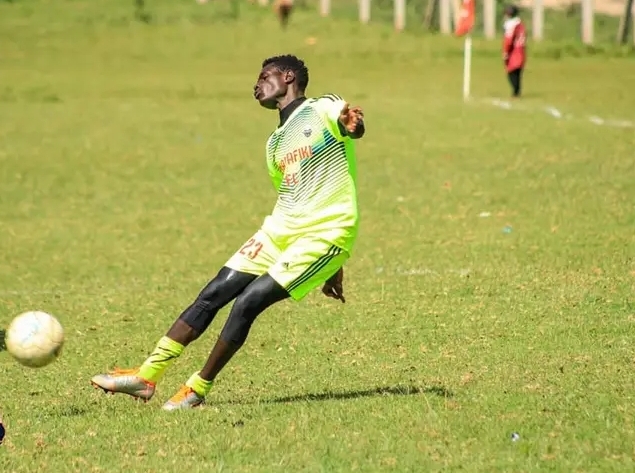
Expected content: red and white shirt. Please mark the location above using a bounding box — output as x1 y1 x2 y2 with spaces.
503 17 527 72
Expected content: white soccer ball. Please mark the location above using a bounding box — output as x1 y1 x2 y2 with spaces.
5 311 64 368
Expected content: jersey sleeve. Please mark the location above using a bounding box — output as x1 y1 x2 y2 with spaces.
268 164 283 191
266 137 283 191
314 94 347 141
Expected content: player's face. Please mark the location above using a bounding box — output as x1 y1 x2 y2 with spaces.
254 66 287 109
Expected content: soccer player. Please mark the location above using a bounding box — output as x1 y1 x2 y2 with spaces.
502 4 527 98
91 54 365 410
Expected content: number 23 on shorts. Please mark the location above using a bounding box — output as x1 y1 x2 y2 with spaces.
238 238 264 260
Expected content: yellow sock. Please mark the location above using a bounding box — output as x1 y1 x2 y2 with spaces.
137 336 184 383
186 372 214 398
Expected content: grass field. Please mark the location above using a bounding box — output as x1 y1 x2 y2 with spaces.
1 0 635 471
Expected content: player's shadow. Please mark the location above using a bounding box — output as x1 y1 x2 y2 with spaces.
220 384 453 406
265 385 453 404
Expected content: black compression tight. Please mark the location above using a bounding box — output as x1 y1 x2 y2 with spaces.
178 267 289 345
219 274 289 346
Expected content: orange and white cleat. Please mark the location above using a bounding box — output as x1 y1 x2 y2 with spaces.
162 385 204 411
91 368 155 402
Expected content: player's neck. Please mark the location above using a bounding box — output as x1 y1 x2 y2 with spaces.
278 96 307 127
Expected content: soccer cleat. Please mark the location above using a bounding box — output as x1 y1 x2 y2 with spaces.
162 385 205 411
90 368 156 402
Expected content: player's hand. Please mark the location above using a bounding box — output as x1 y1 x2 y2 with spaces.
322 268 345 303
338 103 364 135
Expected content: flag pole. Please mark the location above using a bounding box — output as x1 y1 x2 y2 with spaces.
462 34 472 101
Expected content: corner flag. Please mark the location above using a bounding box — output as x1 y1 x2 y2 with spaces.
455 0 475 101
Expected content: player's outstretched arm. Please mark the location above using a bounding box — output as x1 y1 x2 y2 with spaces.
337 103 365 139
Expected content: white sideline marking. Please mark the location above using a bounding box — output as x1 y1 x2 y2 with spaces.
1 268 474 299
491 99 512 110
589 115 605 125
0 287 140 297
606 119 635 128
375 267 472 277
0 290 63 296
545 106 562 119
481 97 634 129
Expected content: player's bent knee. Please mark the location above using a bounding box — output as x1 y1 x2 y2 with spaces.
220 275 289 345
219 297 254 346
179 267 256 335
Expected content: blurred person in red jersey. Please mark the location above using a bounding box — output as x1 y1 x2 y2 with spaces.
503 5 526 98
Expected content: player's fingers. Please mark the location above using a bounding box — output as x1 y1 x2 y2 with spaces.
340 103 350 116
347 117 358 132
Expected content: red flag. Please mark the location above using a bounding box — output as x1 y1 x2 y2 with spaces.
455 0 475 36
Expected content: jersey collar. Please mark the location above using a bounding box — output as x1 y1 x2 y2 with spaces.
504 17 521 31
278 97 307 127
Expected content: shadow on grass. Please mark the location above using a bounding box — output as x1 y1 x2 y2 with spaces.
0 330 5 352
222 384 453 406
267 385 453 404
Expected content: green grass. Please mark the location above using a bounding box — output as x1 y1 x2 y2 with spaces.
1 1 635 472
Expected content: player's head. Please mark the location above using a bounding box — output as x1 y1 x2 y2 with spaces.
254 55 309 109
504 4 519 18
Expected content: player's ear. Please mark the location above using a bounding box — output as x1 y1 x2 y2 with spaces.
283 70 295 85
